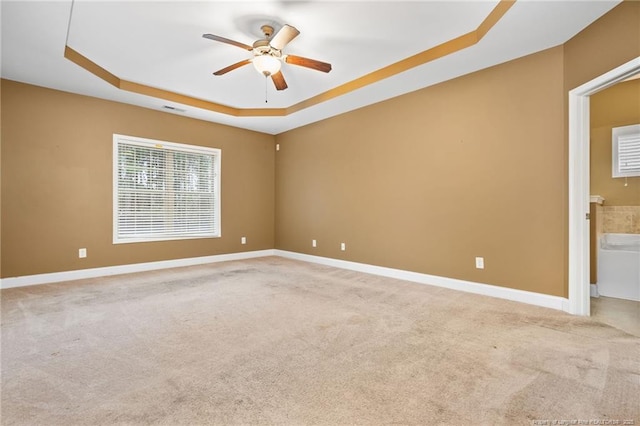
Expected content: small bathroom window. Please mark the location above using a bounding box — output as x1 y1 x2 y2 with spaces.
612 123 640 178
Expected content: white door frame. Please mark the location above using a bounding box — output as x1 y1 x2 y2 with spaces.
568 56 640 316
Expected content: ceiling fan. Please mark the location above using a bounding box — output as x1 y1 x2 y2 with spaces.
202 24 332 91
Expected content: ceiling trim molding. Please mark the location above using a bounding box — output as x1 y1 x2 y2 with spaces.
64 46 286 117
64 0 515 118
288 0 515 114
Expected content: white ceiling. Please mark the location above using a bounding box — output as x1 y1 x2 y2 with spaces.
1 0 621 135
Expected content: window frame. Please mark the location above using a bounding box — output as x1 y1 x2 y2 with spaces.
612 123 640 178
112 134 221 244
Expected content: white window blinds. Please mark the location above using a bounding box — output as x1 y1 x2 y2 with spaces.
113 134 221 244
613 124 640 178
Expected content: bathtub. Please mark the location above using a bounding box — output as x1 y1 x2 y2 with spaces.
597 233 640 301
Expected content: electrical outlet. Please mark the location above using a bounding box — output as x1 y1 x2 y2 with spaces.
341 242 346 251
312 239 317 248
475 257 484 269
241 237 246 245
79 248 87 258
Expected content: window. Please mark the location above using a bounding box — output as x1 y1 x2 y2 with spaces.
113 134 221 244
612 124 640 178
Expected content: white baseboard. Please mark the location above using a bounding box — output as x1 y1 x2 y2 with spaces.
0 249 276 289
590 284 599 298
275 250 570 313
1 248 571 314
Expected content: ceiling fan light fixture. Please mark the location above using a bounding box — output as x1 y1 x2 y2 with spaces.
253 55 281 76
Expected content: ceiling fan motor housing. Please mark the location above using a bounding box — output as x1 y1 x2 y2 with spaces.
252 39 282 59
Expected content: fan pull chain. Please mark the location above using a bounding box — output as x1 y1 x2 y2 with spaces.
265 76 268 104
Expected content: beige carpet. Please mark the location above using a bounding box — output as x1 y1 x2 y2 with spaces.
1 257 638 425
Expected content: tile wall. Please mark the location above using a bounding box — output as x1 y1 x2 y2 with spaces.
602 206 640 234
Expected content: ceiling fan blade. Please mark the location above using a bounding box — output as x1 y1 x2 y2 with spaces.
269 24 300 50
213 59 252 76
202 34 253 51
285 55 332 73
271 71 288 91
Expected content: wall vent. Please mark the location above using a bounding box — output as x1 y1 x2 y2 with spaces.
162 105 186 113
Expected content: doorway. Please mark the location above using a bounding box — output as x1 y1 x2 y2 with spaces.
568 56 640 316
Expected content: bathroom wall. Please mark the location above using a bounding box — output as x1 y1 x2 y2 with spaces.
590 200 604 284
590 79 640 208
590 78 640 235
602 206 640 234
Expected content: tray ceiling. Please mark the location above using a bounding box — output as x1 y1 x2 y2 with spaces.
1 1 621 134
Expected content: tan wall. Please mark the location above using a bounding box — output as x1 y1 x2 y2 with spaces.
590 79 640 206
274 1 640 299
1 80 275 278
2 1 638 297
276 47 566 297
563 1 640 92
589 202 602 284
